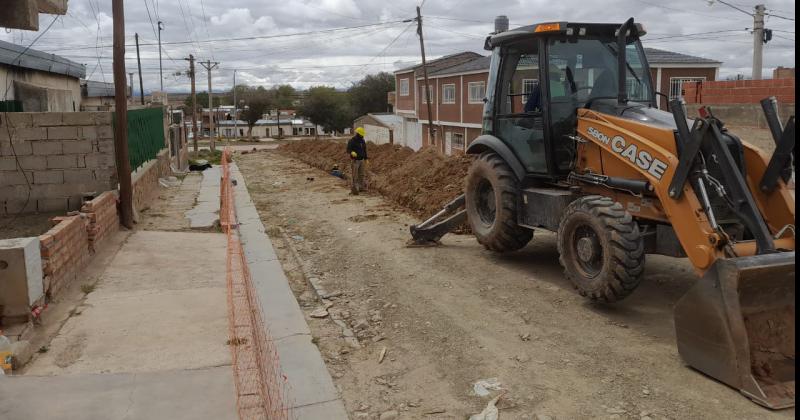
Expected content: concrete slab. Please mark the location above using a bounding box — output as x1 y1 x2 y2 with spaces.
0 367 237 420
186 166 221 229
249 259 310 340
275 334 341 407
25 231 231 376
292 399 350 419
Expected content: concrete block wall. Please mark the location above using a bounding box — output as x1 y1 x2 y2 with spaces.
39 215 90 298
0 112 117 215
81 191 119 252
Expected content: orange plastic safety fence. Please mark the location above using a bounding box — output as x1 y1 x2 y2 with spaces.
222 149 295 419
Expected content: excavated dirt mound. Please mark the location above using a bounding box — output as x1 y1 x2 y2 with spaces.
278 140 473 217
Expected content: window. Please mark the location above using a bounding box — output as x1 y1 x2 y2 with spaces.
399 78 410 96
468 81 486 104
442 84 456 104
669 77 705 100
521 79 539 104
452 133 465 150
421 84 434 103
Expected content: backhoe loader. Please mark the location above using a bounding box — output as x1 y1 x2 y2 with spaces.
410 18 795 408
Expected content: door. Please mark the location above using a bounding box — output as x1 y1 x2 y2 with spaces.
445 131 453 155
492 41 546 173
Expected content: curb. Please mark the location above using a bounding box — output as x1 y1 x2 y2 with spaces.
228 163 349 420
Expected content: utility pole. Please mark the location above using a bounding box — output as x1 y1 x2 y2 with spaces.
233 69 237 140
158 21 164 91
200 60 219 152
112 0 133 229
184 55 198 153
416 6 436 149
752 4 766 80
135 33 144 105
128 72 134 102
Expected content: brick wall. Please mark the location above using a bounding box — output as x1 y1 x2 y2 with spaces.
81 191 119 252
39 215 90 298
0 112 117 215
132 148 171 212
682 78 795 105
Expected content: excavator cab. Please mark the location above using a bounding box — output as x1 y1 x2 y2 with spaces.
410 18 795 409
481 21 654 178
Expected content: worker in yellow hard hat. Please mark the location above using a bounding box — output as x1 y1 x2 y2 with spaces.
346 127 368 195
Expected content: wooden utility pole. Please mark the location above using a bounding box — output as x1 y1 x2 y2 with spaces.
135 33 144 105
416 6 436 148
200 60 219 152
112 0 133 228
185 55 198 152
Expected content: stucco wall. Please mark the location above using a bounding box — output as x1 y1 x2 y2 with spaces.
0 65 81 112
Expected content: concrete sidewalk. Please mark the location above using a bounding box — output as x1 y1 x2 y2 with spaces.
230 163 349 419
0 231 236 420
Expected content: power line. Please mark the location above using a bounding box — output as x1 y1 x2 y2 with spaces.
33 20 409 52
143 0 159 40
645 29 748 40
709 0 754 16
765 12 795 21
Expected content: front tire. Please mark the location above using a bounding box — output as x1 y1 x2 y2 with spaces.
465 152 532 252
557 195 645 302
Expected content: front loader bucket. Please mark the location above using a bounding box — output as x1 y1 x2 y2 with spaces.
674 252 795 409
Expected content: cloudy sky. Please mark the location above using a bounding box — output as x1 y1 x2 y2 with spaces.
1 0 794 93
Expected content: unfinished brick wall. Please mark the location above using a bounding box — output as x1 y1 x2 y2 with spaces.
132 148 171 212
39 215 90 298
682 78 795 105
81 191 119 252
0 112 117 215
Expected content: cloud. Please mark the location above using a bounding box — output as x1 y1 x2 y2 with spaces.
0 0 794 92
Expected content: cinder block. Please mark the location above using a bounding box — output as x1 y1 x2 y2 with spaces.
3 198 37 216
94 112 113 125
97 140 115 154
79 126 98 140
93 168 118 187
0 140 32 156
47 126 78 140
33 171 64 185
46 155 77 169
63 169 94 184
3 113 34 129
0 157 16 171
14 127 47 141
32 113 64 127
32 140 62 155
0 171 33 186
96 125 114 139
62 140 93 154
84 154 114 169
37 198 69 213
17 156 47 170
61 112 97 126
0 237 44 322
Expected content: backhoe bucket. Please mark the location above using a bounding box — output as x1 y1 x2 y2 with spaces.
674 252 795 409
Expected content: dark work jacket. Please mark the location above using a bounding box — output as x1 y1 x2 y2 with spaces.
347 134 367 160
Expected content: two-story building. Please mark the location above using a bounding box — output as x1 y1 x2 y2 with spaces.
393 48 721 155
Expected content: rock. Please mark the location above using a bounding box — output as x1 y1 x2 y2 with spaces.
535 415 554 420
354 412 369 419
310 308 329 318
379 410 399 420
519 333 531 341
353 319 370 331
371 313 383 322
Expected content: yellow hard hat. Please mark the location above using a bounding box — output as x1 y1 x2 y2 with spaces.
356 127 366 137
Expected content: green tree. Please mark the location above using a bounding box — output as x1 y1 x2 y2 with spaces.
183 91 225 110
299 86 354 136
348 72 395 117
273 84 297 109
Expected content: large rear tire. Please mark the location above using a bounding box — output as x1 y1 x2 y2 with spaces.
465 152 533 252
557 195 645 302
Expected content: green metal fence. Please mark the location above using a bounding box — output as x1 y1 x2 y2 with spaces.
118 107 166 171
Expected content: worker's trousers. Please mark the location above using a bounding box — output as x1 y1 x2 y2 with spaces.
351 159 365 194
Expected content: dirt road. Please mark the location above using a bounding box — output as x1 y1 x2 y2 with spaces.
237 151 792 420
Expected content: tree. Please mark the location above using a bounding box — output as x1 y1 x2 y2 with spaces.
299 86 354 136
273 84 296 109
348 72 395 117
234 85 274 138
183 91 225 110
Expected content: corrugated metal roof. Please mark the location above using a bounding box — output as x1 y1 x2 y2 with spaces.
0 39 86 79
82 80 115 97
370 113 403 128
